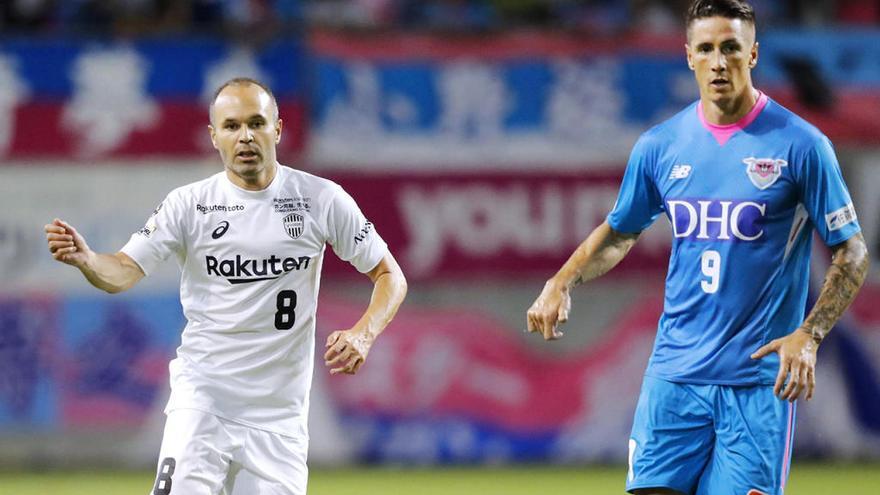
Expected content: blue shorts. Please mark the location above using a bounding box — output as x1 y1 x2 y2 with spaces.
626 376 796 495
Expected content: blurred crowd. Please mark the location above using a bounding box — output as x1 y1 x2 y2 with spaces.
1 0 878 36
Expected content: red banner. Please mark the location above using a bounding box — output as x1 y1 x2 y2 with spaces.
321 171 672 280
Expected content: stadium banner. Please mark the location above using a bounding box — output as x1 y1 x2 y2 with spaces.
2 285 880 465
2 30 879 166
0 38 306 160
307 30 880 170
1 163 670 291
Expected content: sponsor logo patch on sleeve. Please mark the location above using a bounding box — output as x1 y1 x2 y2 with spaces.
825 203 857 231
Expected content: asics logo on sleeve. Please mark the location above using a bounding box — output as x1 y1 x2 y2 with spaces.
211 221 230 239
667 199 766 241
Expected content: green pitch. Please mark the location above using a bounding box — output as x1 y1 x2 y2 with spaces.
1 464 877 494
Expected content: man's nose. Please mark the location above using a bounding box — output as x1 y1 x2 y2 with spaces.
239 126 254 142
711 49 727 71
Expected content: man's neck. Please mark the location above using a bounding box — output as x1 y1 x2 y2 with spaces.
227 162 277 191
701 87 759 125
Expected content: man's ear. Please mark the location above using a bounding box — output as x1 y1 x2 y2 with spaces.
685 43 695 71
749 41 759 69
208 125 218 149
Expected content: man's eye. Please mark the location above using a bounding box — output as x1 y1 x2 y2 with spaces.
251 122 264 128
225 123 238 130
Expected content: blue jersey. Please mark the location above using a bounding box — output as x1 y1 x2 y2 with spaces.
607 94 861 385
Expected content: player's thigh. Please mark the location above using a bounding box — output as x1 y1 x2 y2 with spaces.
150 409 239 495
626 376 714 495
232 426 308 495
697 386 794 495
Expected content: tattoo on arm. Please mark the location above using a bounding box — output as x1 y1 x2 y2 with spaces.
801 233 870 344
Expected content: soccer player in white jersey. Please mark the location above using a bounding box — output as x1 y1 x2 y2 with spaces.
45 77 408 495
528 1 868 494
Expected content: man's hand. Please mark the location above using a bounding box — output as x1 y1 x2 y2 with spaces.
324 329 373 375
751 328 819 402
526 280 571 341
45 218 93 268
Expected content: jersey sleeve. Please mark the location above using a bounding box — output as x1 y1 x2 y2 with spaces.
327 186 388 273
606 134 664 233
797 136 861 246
120 191 186 276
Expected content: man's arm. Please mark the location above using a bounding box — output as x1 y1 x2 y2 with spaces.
44 218 144 294
752 232 870 401
324 252 408 375
527 220 640 340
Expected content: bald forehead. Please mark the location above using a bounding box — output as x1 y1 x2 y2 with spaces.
210 83 278 124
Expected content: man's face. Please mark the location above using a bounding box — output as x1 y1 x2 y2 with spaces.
686 16 758 106
209 84 282 182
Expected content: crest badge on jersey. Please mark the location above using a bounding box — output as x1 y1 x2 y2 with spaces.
283 213 305 239
742 157 788 190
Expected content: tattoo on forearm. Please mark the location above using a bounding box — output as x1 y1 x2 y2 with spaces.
801 234 869 344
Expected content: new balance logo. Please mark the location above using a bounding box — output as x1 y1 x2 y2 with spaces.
669 164 692 180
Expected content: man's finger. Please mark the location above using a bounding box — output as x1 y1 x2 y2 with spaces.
557 307 569 324
325 346 352 367
794 364 810 402
543 322 562 341
805 368 815 401
324 342 348 363
46 233 73 243
45 224 66 235
773 358 789 397
48 240 74 251
323 338 345 360
526 310 538 334
330 354 360 375
325 331 340 348
350 356 364 373
540 314 556 340
751 340 778 359
781 365 799 401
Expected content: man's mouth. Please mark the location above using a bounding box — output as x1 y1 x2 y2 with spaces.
710 78 730 87
236 150 260 161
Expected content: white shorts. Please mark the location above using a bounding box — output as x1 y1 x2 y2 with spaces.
149 408 308 495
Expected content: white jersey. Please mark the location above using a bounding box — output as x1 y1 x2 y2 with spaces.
122 165 387 438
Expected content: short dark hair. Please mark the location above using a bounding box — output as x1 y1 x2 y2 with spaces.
686 0 756 28
209 77 279 123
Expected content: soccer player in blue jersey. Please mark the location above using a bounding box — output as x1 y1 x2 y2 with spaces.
527 1 869 494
